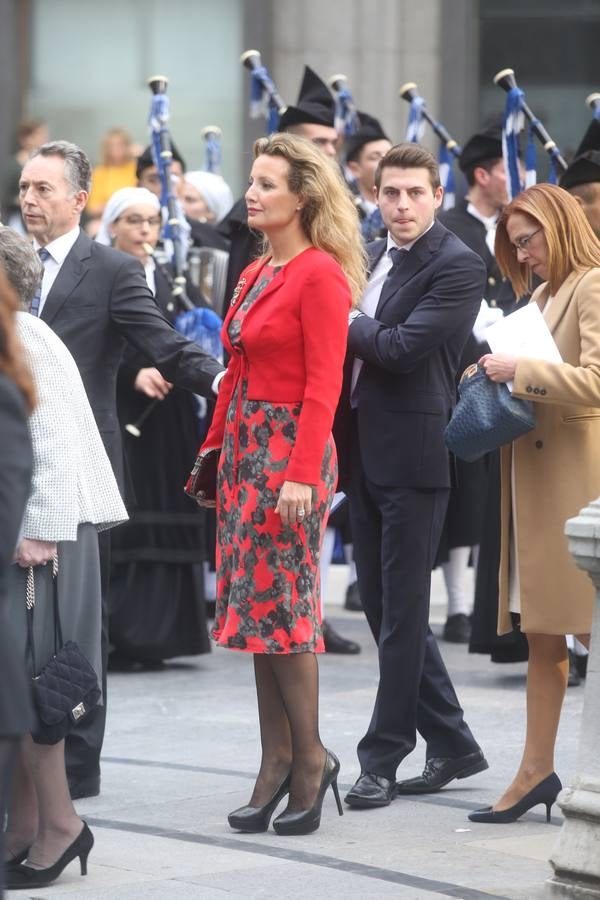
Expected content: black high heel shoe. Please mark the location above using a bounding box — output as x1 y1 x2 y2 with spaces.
272 750 343 836
5 822 93 890
228 772 291 833
468 772 562 824
4 847 30 870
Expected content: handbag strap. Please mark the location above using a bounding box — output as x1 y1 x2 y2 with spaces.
25 567 37 675
52 557 64 649
25 557 62 676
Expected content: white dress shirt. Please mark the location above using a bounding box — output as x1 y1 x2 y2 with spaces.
350 220 435 397
466 202 497 255
143 257 157 295
33 225 81 315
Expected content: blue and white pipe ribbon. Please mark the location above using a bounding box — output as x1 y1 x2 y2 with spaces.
204 136 222 174
334 87 359 136
148 94 189 273
406 94 426 143
439 143 456 210
502 86 527 199
250 65 280 134
502 86 543 198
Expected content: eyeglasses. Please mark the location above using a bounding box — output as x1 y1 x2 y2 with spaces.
116 214 162 227
512 227 542 253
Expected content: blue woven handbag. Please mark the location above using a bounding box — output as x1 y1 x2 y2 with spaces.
444 364 536 462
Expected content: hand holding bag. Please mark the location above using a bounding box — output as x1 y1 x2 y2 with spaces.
184 447 221 507
26 559 101 745
444 363 536 462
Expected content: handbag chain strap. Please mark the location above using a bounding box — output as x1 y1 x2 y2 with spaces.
25 556 61 676
26 566 35 611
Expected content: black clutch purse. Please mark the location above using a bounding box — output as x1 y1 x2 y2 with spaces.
184 447 221 508
26 560 101 746
444 363 536 462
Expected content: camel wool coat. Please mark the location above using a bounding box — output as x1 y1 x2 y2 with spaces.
498 267 600 635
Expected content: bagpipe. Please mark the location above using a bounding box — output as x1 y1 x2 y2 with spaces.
240 49 287 134
147 75 191 304
201 125 222 174
398 82 461 208
126 78 223 438
492 68 567 199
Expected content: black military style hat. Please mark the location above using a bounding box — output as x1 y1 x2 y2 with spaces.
344 112 390 163
560 150 600 190
278 66 336 130
459 124 503 173
560 117 600 190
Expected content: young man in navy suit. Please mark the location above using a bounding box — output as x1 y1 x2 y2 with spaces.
344 143 489 808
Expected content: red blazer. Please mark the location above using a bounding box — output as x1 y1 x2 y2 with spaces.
202 246 351 485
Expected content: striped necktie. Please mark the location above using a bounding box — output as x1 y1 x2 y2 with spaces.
29 247 50 316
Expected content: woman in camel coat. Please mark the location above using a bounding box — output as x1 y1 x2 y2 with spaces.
471 183 600 824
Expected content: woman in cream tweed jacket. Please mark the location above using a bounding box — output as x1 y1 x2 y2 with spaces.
17 311 126 542
0 227 126 889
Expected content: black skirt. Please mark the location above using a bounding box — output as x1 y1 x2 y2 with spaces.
469 450 528 663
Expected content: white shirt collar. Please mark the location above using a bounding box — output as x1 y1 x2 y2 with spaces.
466 202 497 232
386 218 435 254
33 224 81 264
143 257 156 295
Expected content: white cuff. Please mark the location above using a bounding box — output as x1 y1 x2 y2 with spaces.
211 370 226 395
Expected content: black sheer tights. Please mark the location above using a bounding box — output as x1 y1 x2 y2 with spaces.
250 653 326 812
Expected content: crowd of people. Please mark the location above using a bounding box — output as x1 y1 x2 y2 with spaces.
1 58 600 892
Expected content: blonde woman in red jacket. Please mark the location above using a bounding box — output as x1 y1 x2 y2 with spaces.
191 133 366 835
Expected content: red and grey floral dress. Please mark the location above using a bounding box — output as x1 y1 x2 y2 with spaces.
212 265 336 654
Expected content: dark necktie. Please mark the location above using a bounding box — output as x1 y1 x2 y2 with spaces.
378 245 407 309
29 247 50 317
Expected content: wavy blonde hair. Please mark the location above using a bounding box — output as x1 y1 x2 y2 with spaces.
253 133 367 306
496 182 600 297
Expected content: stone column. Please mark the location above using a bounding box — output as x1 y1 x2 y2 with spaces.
547 498 600 898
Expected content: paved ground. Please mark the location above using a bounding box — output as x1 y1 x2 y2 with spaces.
9 567 586 899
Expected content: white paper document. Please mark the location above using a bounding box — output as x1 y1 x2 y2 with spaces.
485 303 562 391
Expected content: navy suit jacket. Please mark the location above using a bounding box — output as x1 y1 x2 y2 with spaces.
40 229 223 486
341 218 486 489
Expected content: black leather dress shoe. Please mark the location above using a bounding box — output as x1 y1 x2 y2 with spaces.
443 614 471 643
567 650 582 687
108 651 165 672
322 620 361 654
344 581 363 611
396 750 488 795
575 652 588 680
344 772 397 808
68 774 100 800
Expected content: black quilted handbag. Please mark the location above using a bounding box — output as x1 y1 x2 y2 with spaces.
26 560 101 745
444 363 536 462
